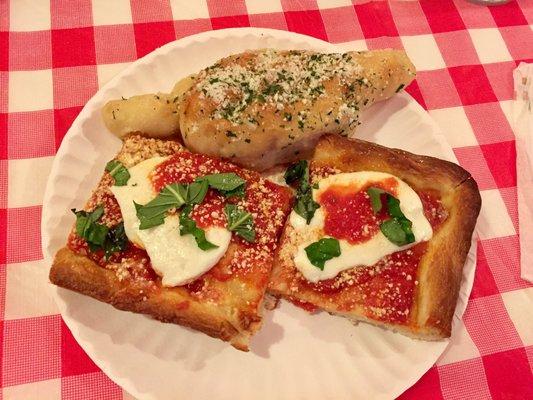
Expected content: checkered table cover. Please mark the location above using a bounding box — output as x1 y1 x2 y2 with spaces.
1 0 532 399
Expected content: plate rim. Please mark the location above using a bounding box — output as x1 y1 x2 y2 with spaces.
41 27 476 400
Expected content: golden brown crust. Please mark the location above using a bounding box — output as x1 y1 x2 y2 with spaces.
102 94 180 139
50 248 255 350
312 134 471 192
269 134 481 339
415 176 480 336
180 49 415 171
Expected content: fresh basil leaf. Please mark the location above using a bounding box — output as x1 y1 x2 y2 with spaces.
200 173 246 192
72 206 108 246
135 179 210 230
72 206 110 252
88 242 101 253
184 179 209 204
284 160 320 224
366 187 385 213
398 217 415 243
135 183 186 229
134 201 168 229
219 184 245 198
179 206 218 250
285 160 312 196
284 160 307 185
163 183 188 206
196 173 246 198
304 238 341 270
105 160 130 186
88 206 105 223
103 222 127 259
380 218 409 246
294 191 320 224
361 190 417 246
386 195 415 243
386 195 404 219
224 204 255 242
86 223 109 246
73 211 90 237
73 207 105 237
72 207 127 258
380 192 416 246
297 163 311 194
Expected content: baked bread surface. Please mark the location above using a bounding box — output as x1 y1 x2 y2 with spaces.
179 49 416 171
268 134 481 339
50 135 292 350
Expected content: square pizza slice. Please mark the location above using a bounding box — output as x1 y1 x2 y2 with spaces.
50 135 292 350
268 134 481 339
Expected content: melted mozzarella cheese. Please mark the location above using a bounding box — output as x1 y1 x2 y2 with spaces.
137 215 231 287
291 172 433 283
110 157 231 287
110 157 167 248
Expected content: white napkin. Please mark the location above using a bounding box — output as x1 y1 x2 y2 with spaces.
513 63 533 283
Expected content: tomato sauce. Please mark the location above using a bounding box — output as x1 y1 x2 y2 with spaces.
185 277 205 293
287 297 319 313
90 191 123 227
296 172 446 324
319 180 396 245
68 151 292 293
419 191 447 229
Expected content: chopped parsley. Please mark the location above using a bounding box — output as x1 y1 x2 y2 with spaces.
196 50 363 124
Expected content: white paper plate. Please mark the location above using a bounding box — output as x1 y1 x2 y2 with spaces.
42 28 477 400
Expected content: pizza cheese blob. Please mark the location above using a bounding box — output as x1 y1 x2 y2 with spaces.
111 157 231 287
290 172 433 283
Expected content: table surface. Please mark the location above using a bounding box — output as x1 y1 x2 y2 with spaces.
1 0 533 399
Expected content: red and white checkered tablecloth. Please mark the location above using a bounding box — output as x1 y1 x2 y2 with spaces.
1 0 532 399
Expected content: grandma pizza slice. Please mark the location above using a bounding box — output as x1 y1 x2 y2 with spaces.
268 134 481 339
50 135 292 350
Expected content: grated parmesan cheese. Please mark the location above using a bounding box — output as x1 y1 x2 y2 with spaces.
195 49 364 125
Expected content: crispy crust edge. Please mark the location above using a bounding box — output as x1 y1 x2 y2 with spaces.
270 134 481 339
415 176 481 337
50 247 260 351
312 134 473 189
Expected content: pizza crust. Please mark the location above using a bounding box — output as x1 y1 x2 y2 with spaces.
269 134 481 339
49 134 292 351
51 247 257 350
414 177 480 337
